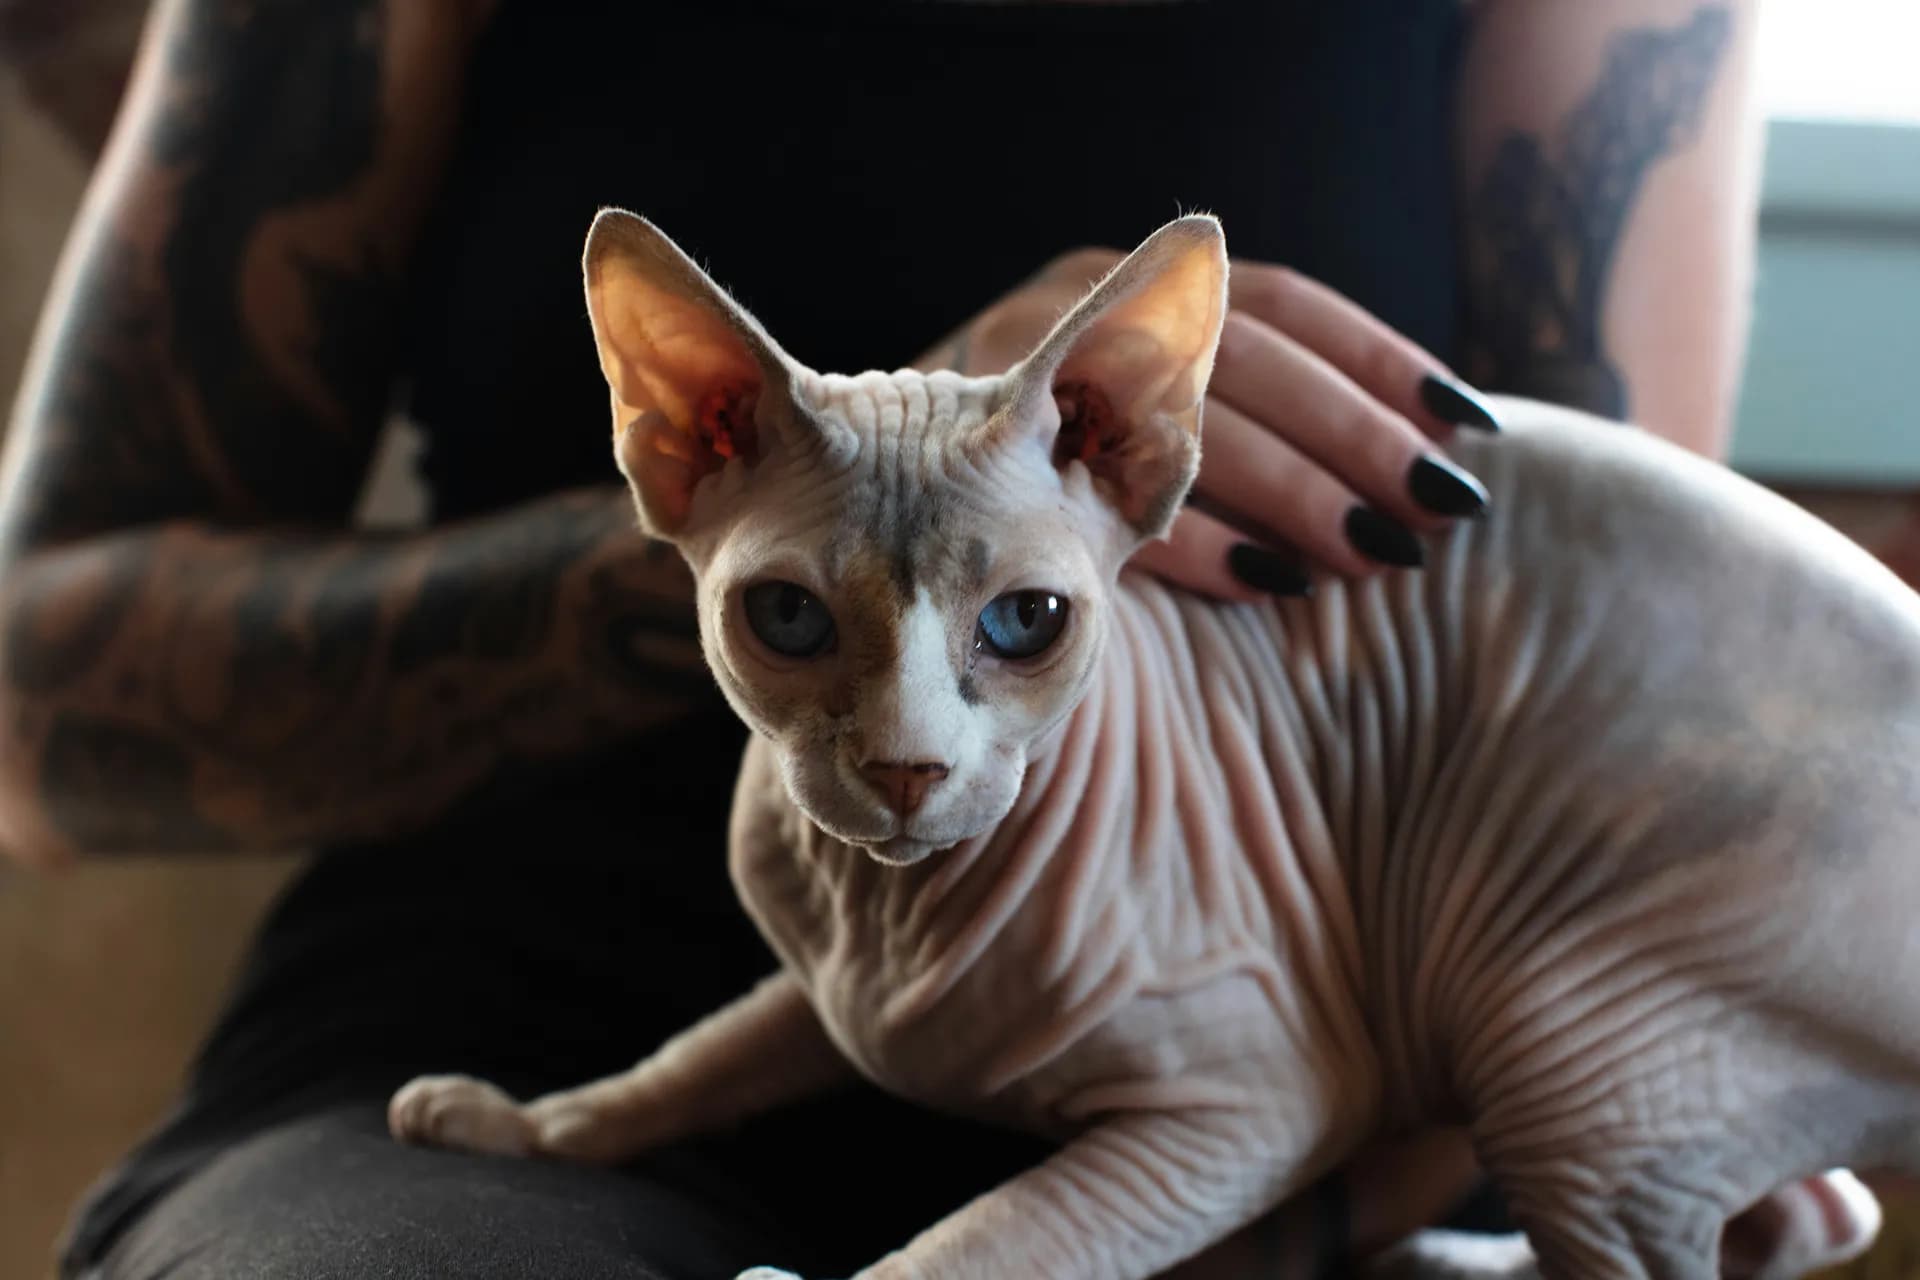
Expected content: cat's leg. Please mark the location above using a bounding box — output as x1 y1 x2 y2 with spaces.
1720 1171 1881 1280
1468 1067 1899 1280
390 970 850 1162
739 1106 1318 1280
1359 1170 1878 1280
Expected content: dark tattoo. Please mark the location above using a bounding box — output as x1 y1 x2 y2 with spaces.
4 538 154 694
580 552 707 697
389 507 622 675
0 2 718 859
6 243 226 548
41 713 238 853
4 0 392 549
158 539 390 753
1462 6 1733 419
155 0 393 517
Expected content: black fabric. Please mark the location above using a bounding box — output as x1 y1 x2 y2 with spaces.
88 1103 1001 1280
402 0 1466 522
62 1 1472 1275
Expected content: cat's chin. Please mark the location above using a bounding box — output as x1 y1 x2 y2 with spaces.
857 835 948 867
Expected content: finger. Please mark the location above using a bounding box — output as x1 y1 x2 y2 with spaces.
1128 506 1311 604
1209 314 1489 533
1194 397 1424 577
965 279 1088 374
1229 261 1500 436
915 251 1125 375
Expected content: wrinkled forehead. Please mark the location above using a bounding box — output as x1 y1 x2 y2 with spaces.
824 470 1001 599
787 367 1065 597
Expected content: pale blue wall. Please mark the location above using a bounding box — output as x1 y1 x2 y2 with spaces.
1729 120 1920 484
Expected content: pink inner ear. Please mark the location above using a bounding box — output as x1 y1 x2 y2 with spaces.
1049 375 1194 534
1052 379 1125 473
696 378 762 465
633 377 762 531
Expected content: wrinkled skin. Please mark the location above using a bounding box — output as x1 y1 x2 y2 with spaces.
393 215 1920 1280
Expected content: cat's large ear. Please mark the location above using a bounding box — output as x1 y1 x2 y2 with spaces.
992 215 1228 541
584 208 801 537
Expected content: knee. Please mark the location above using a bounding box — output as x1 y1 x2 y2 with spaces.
89 1109 758 1280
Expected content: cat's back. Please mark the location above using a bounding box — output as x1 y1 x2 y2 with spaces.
1145 398 1920 772
1132 396 1920 924
1437 399 1920 746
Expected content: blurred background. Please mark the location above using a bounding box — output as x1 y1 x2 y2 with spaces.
0 1 1914 1277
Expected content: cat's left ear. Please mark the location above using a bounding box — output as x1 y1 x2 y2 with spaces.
584 208 804 538
992 215 1228 540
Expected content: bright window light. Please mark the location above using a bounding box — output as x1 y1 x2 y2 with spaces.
1757 0 1920 124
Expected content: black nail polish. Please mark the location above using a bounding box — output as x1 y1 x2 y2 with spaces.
1419 374 1501 432
1407 455 1489 518
1344 506 1425 568
1228 543 1313 597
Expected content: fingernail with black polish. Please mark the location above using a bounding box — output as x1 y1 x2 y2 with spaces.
1344 506 1425 568
1408 454 1489 518
1419 374 1501 432
1228 543 1313 598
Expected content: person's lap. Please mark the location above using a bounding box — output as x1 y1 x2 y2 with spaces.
85 1092 1041 1280
90 1102 765 1280
61 707 1044 1279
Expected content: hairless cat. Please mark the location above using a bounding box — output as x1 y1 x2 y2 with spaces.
391 213 1920 1280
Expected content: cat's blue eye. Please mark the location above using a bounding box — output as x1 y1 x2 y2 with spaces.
976 591 1068 660
743 581 835 658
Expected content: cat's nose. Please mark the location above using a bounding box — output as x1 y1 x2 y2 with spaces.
859 760 951 817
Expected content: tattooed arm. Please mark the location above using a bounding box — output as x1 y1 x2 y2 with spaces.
0 0 708 868
1455 0 1764 456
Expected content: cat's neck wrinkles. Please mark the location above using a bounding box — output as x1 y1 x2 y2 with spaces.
852 575 1352 982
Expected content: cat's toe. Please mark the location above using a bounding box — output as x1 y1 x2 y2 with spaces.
388 1073 535 1156
522 1095 623 1162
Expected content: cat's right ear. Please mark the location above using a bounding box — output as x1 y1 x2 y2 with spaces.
583 209 799 538
989 215 1228 544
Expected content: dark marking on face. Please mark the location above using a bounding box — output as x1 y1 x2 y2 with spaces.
873 493 949 598
823 675 856 720
838 566 905 673
957 669 982 706
965 537 992 588
890 537 917 595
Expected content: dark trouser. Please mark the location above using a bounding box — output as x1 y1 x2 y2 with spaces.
82 1095 1048 1280
88 1103 775 1280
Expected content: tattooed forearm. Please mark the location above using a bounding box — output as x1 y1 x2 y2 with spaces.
40 712 240 854
1461 6 1733 419
3 0 400 550
4 490 709 858
0 1 703 864
152 0 398 519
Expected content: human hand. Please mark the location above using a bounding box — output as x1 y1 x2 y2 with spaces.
917 249 1500 601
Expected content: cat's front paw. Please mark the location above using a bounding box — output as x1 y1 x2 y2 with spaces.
389 1073 536 1157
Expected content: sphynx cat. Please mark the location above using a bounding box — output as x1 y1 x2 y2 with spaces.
391 213 1920 1280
